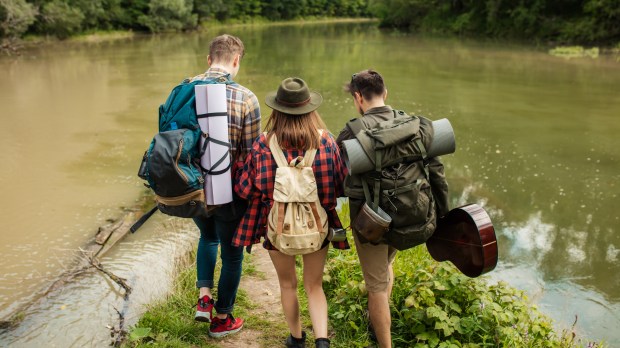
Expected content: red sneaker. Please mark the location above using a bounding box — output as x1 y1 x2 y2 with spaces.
194 295 214 322
208 314 244 338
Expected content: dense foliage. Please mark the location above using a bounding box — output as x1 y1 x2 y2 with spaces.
1 0 618 44
324 246 598 347
0 0 370 39
370 0 620 45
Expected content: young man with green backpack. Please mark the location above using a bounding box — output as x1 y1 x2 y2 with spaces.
188 34 261 338
336 70 449 348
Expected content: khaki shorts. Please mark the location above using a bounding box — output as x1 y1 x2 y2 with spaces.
353 231 397 293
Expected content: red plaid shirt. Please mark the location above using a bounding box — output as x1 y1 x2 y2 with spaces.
233 131 350 250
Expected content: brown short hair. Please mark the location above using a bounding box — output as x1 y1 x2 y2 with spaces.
265 110 327 151
209 34 245 64
345 69 386 100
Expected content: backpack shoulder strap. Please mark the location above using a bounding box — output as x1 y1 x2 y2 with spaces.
268 133 289 168
300 129 323 167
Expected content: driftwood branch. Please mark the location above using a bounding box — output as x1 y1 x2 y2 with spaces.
110 306 127 347
79 248 132 297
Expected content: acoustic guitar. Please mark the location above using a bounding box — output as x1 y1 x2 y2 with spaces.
425 203 498 278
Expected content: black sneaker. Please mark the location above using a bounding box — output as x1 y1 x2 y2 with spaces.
315 337 330 348
368 322 377 342
285 331 306 347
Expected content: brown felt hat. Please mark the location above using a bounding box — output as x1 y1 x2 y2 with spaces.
265 77 323 115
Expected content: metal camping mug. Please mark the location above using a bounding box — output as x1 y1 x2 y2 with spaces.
328 227 347 242
352 202 392 243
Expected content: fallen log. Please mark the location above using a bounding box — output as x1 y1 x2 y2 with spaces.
0 196 153 330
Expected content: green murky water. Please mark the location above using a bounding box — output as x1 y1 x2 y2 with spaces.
0 22 618 346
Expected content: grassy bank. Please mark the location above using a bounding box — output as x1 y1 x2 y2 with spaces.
124 206 603 347
122 249 292 348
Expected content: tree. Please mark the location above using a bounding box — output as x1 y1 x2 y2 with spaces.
138 0 197 33
69 0 124 31
194 0 227 22
0 0 37 39
39 0 85 39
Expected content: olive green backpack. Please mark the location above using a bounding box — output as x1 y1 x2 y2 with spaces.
346 110 437 250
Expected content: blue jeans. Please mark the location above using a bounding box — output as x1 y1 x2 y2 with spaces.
193 197 247 314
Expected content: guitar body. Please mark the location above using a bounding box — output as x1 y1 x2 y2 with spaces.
426 203 498 278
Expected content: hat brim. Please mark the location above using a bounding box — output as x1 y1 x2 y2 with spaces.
265 91 323 115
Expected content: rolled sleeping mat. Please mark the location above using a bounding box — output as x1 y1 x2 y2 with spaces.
427 118 456 158
342 138 374 175
342 118 456 175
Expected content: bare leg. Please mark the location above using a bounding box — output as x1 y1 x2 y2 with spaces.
368 290 391 348
302 246 329 339
387 264 394 298
269 250 303 339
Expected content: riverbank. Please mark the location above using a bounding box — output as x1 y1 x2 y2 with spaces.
4 18 618 64
125 212 605 348
0 17 377 54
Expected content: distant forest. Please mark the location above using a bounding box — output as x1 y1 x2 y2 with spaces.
0 0 370 39
1 0 618 45
372 0 619 45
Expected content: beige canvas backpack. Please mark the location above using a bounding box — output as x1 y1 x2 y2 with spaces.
266 130 328 256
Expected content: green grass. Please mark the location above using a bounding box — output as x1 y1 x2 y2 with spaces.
123 249 291 347
125 202 604 347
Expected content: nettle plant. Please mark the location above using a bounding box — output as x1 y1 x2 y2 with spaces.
324 246 594 348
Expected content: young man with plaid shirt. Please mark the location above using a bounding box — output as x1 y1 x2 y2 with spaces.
189 34 261 338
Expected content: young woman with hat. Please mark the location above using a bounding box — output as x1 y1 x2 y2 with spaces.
234 77 349 348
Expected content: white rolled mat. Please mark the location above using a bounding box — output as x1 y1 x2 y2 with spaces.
195 84 233 205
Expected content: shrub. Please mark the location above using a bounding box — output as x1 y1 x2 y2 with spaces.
39 0 85 39
324 245 597 347
138 0 197 33
0 0 37 39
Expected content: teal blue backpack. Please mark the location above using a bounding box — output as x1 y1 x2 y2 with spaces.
132 75 233 232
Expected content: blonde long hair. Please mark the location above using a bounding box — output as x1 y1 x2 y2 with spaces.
265 110 327 151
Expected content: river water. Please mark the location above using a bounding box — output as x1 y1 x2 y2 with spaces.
0 22 618 346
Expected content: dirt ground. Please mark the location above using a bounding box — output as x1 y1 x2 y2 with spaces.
217 247 283 348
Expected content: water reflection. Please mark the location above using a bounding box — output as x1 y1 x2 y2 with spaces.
457 178 620 343
503 211 555 260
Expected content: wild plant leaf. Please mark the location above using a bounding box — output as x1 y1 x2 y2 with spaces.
129 327 152 341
